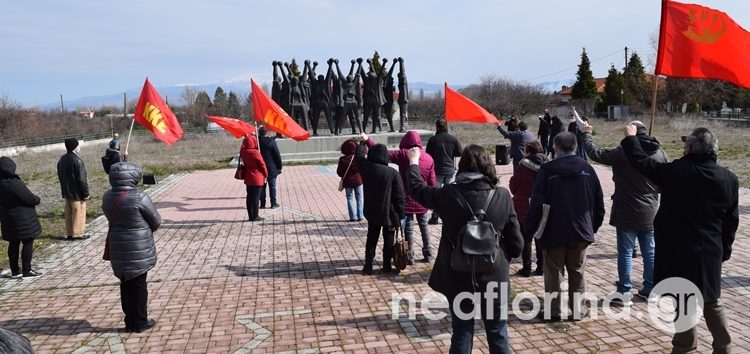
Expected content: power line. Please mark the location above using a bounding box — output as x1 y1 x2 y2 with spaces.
521 48 628 82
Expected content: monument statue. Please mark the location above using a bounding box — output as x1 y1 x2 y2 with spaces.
310 59 335 136
331 59 345 135
282 62 309 130
271 61 282 107
397 57 409 132
361 58 388 134
337 59 363 134
382 59 398 132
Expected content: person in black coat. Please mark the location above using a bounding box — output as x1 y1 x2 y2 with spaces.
57 138 90 240
0 157 42 278
257 126 282 208
537 109 552 155
548 115 564 158
354 141 405 275
103 140 127 174
425 119 463 224
621 126 738 353
407 144 523 354
102 162 162 333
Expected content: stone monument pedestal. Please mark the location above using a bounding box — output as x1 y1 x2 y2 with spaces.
275 130 432 163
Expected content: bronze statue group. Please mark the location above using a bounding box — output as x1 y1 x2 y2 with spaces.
271 57 409 136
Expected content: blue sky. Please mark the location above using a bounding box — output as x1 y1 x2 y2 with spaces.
1 0 749 106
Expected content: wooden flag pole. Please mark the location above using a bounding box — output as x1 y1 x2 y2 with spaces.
124 118 135 155
648 73 659 136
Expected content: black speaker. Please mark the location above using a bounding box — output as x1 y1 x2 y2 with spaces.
495 144 510 165
143 174 157 185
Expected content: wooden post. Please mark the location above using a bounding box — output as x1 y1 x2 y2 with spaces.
60 94 65 113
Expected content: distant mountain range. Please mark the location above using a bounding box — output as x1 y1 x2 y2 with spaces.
41 79 574 110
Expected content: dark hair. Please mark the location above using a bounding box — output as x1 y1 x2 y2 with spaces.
457 144 498 185
258 126 267 137
524 140 543 155
435 119 447 132
518 121 528 131
553 132 577 153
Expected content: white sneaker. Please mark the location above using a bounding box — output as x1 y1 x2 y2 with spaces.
605 291 633 307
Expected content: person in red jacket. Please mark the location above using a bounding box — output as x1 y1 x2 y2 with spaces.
240 133 268 222
509 140 548 277
337 139 364 221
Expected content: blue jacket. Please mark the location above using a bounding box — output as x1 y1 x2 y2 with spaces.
497 126 534 160
525 154 605 249
259 136 282 178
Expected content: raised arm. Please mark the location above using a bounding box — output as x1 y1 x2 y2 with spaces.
272 61 279 80
325 58 334 83
581 127 623 166
302 60 311 81
388 58 397 77
379 58 389 76
347 59 356 77
620 130 672 187
398 57 406 76
335 60 345 79
280 62 290 82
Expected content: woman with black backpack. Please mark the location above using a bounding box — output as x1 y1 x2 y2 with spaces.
406 145 523 354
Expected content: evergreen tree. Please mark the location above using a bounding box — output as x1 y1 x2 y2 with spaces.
195 91 212 116
571 48 598 100
289 59 301 77
371 51 383 73
212 87 228 115
603 65 626 107
227 91 241 117
623 52 649 106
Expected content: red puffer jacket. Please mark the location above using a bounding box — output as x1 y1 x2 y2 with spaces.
240 134 268 187
509 153 548 224
337 139 362 188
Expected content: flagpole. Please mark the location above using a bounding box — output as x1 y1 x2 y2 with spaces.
649 0 669 136
124 118 135 155
648 74 659 136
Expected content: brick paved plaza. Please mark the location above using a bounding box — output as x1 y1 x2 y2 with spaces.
0 163 748 353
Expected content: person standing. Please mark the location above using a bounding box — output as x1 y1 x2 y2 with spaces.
257 126 282 209
337 139 364 222
240 133 268 222
103 162 161 333
496 120 534 169
621 126 738 353
102 139 127 174
407 144 523 353
537 109 552 155
0 157 43 278
57 138 90 240
526 132 605 321
425 119 462 225
581 121 667 305
548 115 564 158
354 140 405 275
567 114 588 160
509 141 548 277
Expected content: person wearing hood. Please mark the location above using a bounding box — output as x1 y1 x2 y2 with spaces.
102 162 162 333
496 119 535 170
257 126 282 209
102 139 127 174
239 133 268 222
337 139 364 222
509 141 549 277
621 126 737 352
525 132 605 322
354 139 405 275
0 157 43 278
581 121 667 306
57 138 90 240
363 131 436 264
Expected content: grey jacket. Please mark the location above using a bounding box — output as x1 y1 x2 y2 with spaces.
102 162 161 281
582 132 668 230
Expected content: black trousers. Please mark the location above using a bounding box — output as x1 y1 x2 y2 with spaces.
8 239 33 274
520 224 543 270
364 224 395 267
120 272 148 329
246 185 262 220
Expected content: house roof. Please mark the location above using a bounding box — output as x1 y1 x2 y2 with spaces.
555 78 607 96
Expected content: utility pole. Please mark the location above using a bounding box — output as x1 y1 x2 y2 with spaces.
624 46 629 71
60 94 65 114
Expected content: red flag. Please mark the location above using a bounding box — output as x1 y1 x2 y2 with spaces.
250 79 310 141
206 115 256 138
444 83 499 124
134 78 184 145
656 0 750 89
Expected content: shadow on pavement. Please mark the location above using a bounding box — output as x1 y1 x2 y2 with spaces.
0 317 118 335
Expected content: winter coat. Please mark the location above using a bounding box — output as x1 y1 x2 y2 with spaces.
621 136 739 302
240 135 268 187
102 162 162 281
370 131 436 214
103 148 125 174
57 152 89 200
568 122 587 160
408 166 524 301
337 139 362 188
497 126 535 160
355 142 405 227
425 130 462 177
259 136 283 178
583 132 668 230
508 153 548 225
525 154 605 249
0 157 41 242
549 116 565 138
537 113 552 136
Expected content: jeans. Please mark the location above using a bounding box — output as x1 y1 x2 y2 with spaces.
615 228 655 294
364 224 395 267
404 213 431 260
430 174 455 221
246 185 261 220
259 176 277 207
449 297 511 354
120 272 149 330
8 239 33 274
671 301 731 353
345 185 364 221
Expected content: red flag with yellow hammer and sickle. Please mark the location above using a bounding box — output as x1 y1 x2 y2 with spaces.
134 78 184 145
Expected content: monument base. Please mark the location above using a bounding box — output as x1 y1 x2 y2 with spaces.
276 130 433 163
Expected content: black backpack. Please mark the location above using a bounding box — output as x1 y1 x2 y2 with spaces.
101 154 113 174
448 186 501 274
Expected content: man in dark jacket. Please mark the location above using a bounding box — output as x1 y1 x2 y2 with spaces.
537 110 552 155
103 139 126 174
526 132 605 321
548 115 564 158
103 162 162 333
425 119 462 225
354 141 405 275
497 119 534 169
621 126 738 353
57 138 90 240
582 121 668 305
257 126 282 208
0 157 42 278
